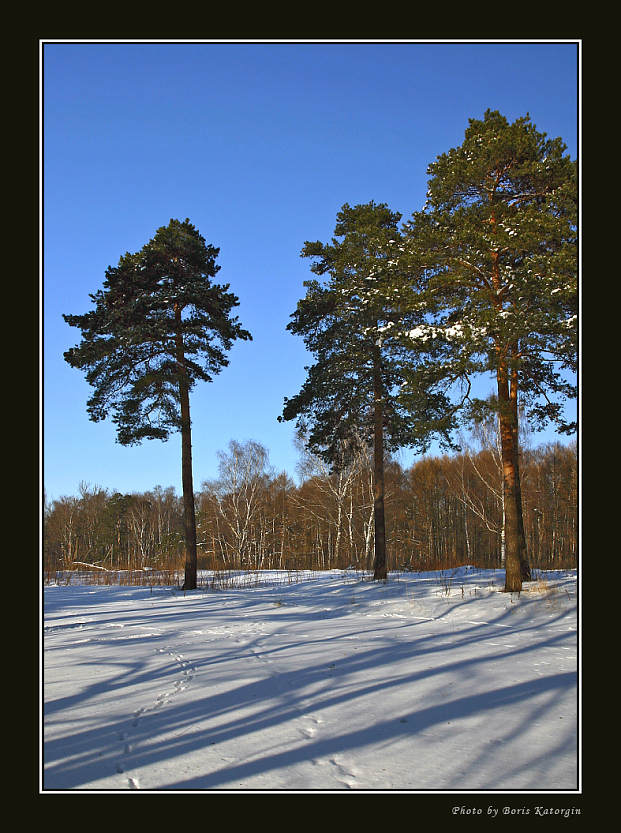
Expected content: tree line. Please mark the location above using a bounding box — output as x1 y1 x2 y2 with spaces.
61 110 577 591
43 437 577 581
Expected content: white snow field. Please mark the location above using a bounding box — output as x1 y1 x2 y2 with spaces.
42 567 579 792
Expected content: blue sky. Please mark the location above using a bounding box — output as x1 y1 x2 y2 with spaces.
42 41 579 501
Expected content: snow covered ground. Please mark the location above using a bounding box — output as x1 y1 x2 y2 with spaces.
42 567 579 793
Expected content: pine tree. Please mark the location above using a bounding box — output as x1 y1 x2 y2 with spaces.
400 110 577 592
280 202 434 579
63 218 252 589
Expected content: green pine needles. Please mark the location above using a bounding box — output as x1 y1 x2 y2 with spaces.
64 219 251 444
280 202 444 462
401 109 577 436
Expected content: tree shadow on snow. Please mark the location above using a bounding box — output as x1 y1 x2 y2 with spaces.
42 576 577 791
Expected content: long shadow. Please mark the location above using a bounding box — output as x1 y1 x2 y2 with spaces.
156 625 573 753
44 662 575 789
461 684 577 787
44 594 574 721
43 633 576 788
43 574 577 790
161 672 576 790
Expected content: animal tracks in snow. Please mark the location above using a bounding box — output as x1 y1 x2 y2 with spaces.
299 714 324 741
114 645 196 788
153 648 194 705
328 755 361 789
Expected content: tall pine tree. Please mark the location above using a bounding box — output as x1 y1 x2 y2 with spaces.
63 218 252 589
400 111 577 592
280 202 436 579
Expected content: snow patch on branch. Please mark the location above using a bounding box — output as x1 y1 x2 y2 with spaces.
407 322 487 342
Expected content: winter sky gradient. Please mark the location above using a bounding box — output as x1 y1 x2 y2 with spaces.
42 40 579 501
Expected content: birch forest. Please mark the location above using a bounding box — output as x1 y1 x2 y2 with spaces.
44 436 577 582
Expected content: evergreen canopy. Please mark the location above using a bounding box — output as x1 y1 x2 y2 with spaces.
400 109 577 435
280 201 432 468
63 218 252 445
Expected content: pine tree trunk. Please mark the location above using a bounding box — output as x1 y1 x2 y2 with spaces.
372 344 388 580
510 363 531 582
180 387 197 589
488 219 530 588
175 304 198 590
497 361 522 592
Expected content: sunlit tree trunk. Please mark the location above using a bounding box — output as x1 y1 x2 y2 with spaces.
510 361 531 581
373 344 387 580
497 359 526 592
